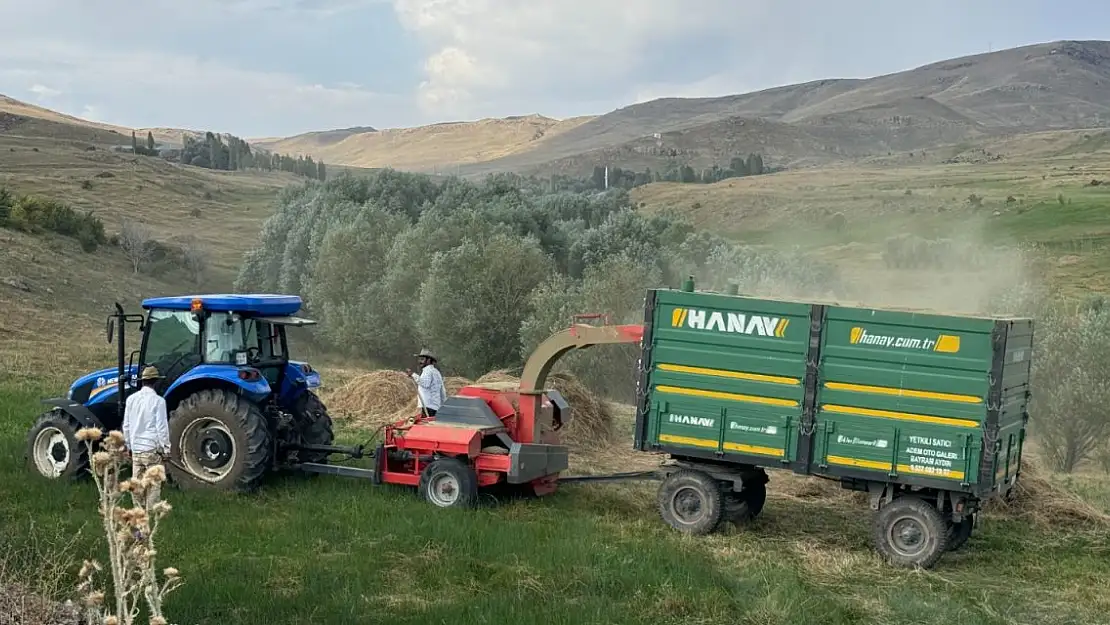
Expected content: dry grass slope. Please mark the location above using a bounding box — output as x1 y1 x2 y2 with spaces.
254 114 595 172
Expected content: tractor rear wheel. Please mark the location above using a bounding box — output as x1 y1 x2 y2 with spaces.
25 410 90 481
291 391 334 465
657 469 724 535
872 496 950 569
419 457 479 509
167 389 272 493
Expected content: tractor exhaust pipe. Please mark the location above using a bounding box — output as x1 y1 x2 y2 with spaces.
114 302 126 422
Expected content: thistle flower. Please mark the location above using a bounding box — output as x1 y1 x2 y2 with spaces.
144 464 167 483
163 567 179 578
118 479 135 492
152 501 173 516
107 430 126 446
76 427 103 442
91 451 113 471
104 616 119 625
151 617 168 625
83 590 105 607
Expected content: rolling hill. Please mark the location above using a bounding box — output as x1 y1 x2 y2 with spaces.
251 114 595 173
252 39 1110 177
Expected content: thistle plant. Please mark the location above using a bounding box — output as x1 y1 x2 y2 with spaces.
75 427 183 625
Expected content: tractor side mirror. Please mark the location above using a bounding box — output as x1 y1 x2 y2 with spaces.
106 319 115 344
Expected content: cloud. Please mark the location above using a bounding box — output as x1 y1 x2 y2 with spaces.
391 0 740 118
28 84 61 100
0 37 398 136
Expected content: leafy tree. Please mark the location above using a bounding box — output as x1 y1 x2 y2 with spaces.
416 233 554 376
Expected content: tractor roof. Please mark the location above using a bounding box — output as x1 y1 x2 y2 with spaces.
141 294 302 316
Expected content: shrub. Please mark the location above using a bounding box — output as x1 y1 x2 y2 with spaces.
0 190 106 251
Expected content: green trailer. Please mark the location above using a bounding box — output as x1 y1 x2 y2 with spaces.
632 280 1033 568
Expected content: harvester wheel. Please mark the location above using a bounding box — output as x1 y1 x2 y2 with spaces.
167 389 272 493
419 457 478 509
25 410 90 481
946 513 975 551
657 469 724 535
872 496 950 569
291 391 334 465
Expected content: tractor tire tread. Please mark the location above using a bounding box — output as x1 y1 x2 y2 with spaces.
25 410 91 481
293 391 334 465
947 513 975 552
167 389 271 493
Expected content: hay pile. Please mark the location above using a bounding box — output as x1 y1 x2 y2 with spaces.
476 370 614 450
324 370 471 428
982 454 1110 527
325 367 613 449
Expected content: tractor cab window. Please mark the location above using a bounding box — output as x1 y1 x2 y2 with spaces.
203 312 260 364
144 310 201 376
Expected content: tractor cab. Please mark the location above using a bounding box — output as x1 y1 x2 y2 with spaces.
133 295 321 407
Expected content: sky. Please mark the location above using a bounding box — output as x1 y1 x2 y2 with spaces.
0 0 1106 138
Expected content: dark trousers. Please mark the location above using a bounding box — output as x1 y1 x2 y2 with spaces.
422 408 437 417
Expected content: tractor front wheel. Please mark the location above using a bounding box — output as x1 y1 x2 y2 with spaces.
25 410 90 481
167 389 272 493
419 457 479 509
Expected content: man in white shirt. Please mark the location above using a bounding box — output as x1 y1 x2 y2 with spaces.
122 365 171 507
407 348 447 417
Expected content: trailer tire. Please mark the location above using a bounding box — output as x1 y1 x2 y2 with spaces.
420 457 479 509
946 514 974 551
167 389 272 493
725 481 768 523
872 496 950 569
658 469 724 535
26 410 90 481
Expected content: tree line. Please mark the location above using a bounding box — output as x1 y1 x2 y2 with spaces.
588 153 769 191
233 169 838 401
130 130 326 180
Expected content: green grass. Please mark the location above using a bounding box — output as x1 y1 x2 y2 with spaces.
3 383 1110 624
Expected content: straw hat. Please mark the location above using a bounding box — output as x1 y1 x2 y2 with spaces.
413 348 437 362
139 366 163 381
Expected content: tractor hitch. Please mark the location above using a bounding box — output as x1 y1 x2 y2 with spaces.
288 442 368 459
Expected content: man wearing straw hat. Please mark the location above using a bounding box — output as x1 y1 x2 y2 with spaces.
122 365 171 506
406 348 447 417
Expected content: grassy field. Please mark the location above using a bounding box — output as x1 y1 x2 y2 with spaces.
4 121 1110 623
2 375 1109 625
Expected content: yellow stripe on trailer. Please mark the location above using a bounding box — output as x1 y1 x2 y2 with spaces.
827 455 892 471
657 363 800 386
658 434 718 449
656 385 798 408
821 404 979 428
823 381 981 404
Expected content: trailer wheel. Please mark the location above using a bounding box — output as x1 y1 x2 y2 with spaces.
167 389 272 493
725 481 768 523
25 410 90 481
420 457 479 509
946 514 975 551
872 496 950 569
658 469 724 535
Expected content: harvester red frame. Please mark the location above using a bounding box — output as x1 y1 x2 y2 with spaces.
293 317 645 507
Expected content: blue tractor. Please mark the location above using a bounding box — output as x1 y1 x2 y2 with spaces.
25 294 335 493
